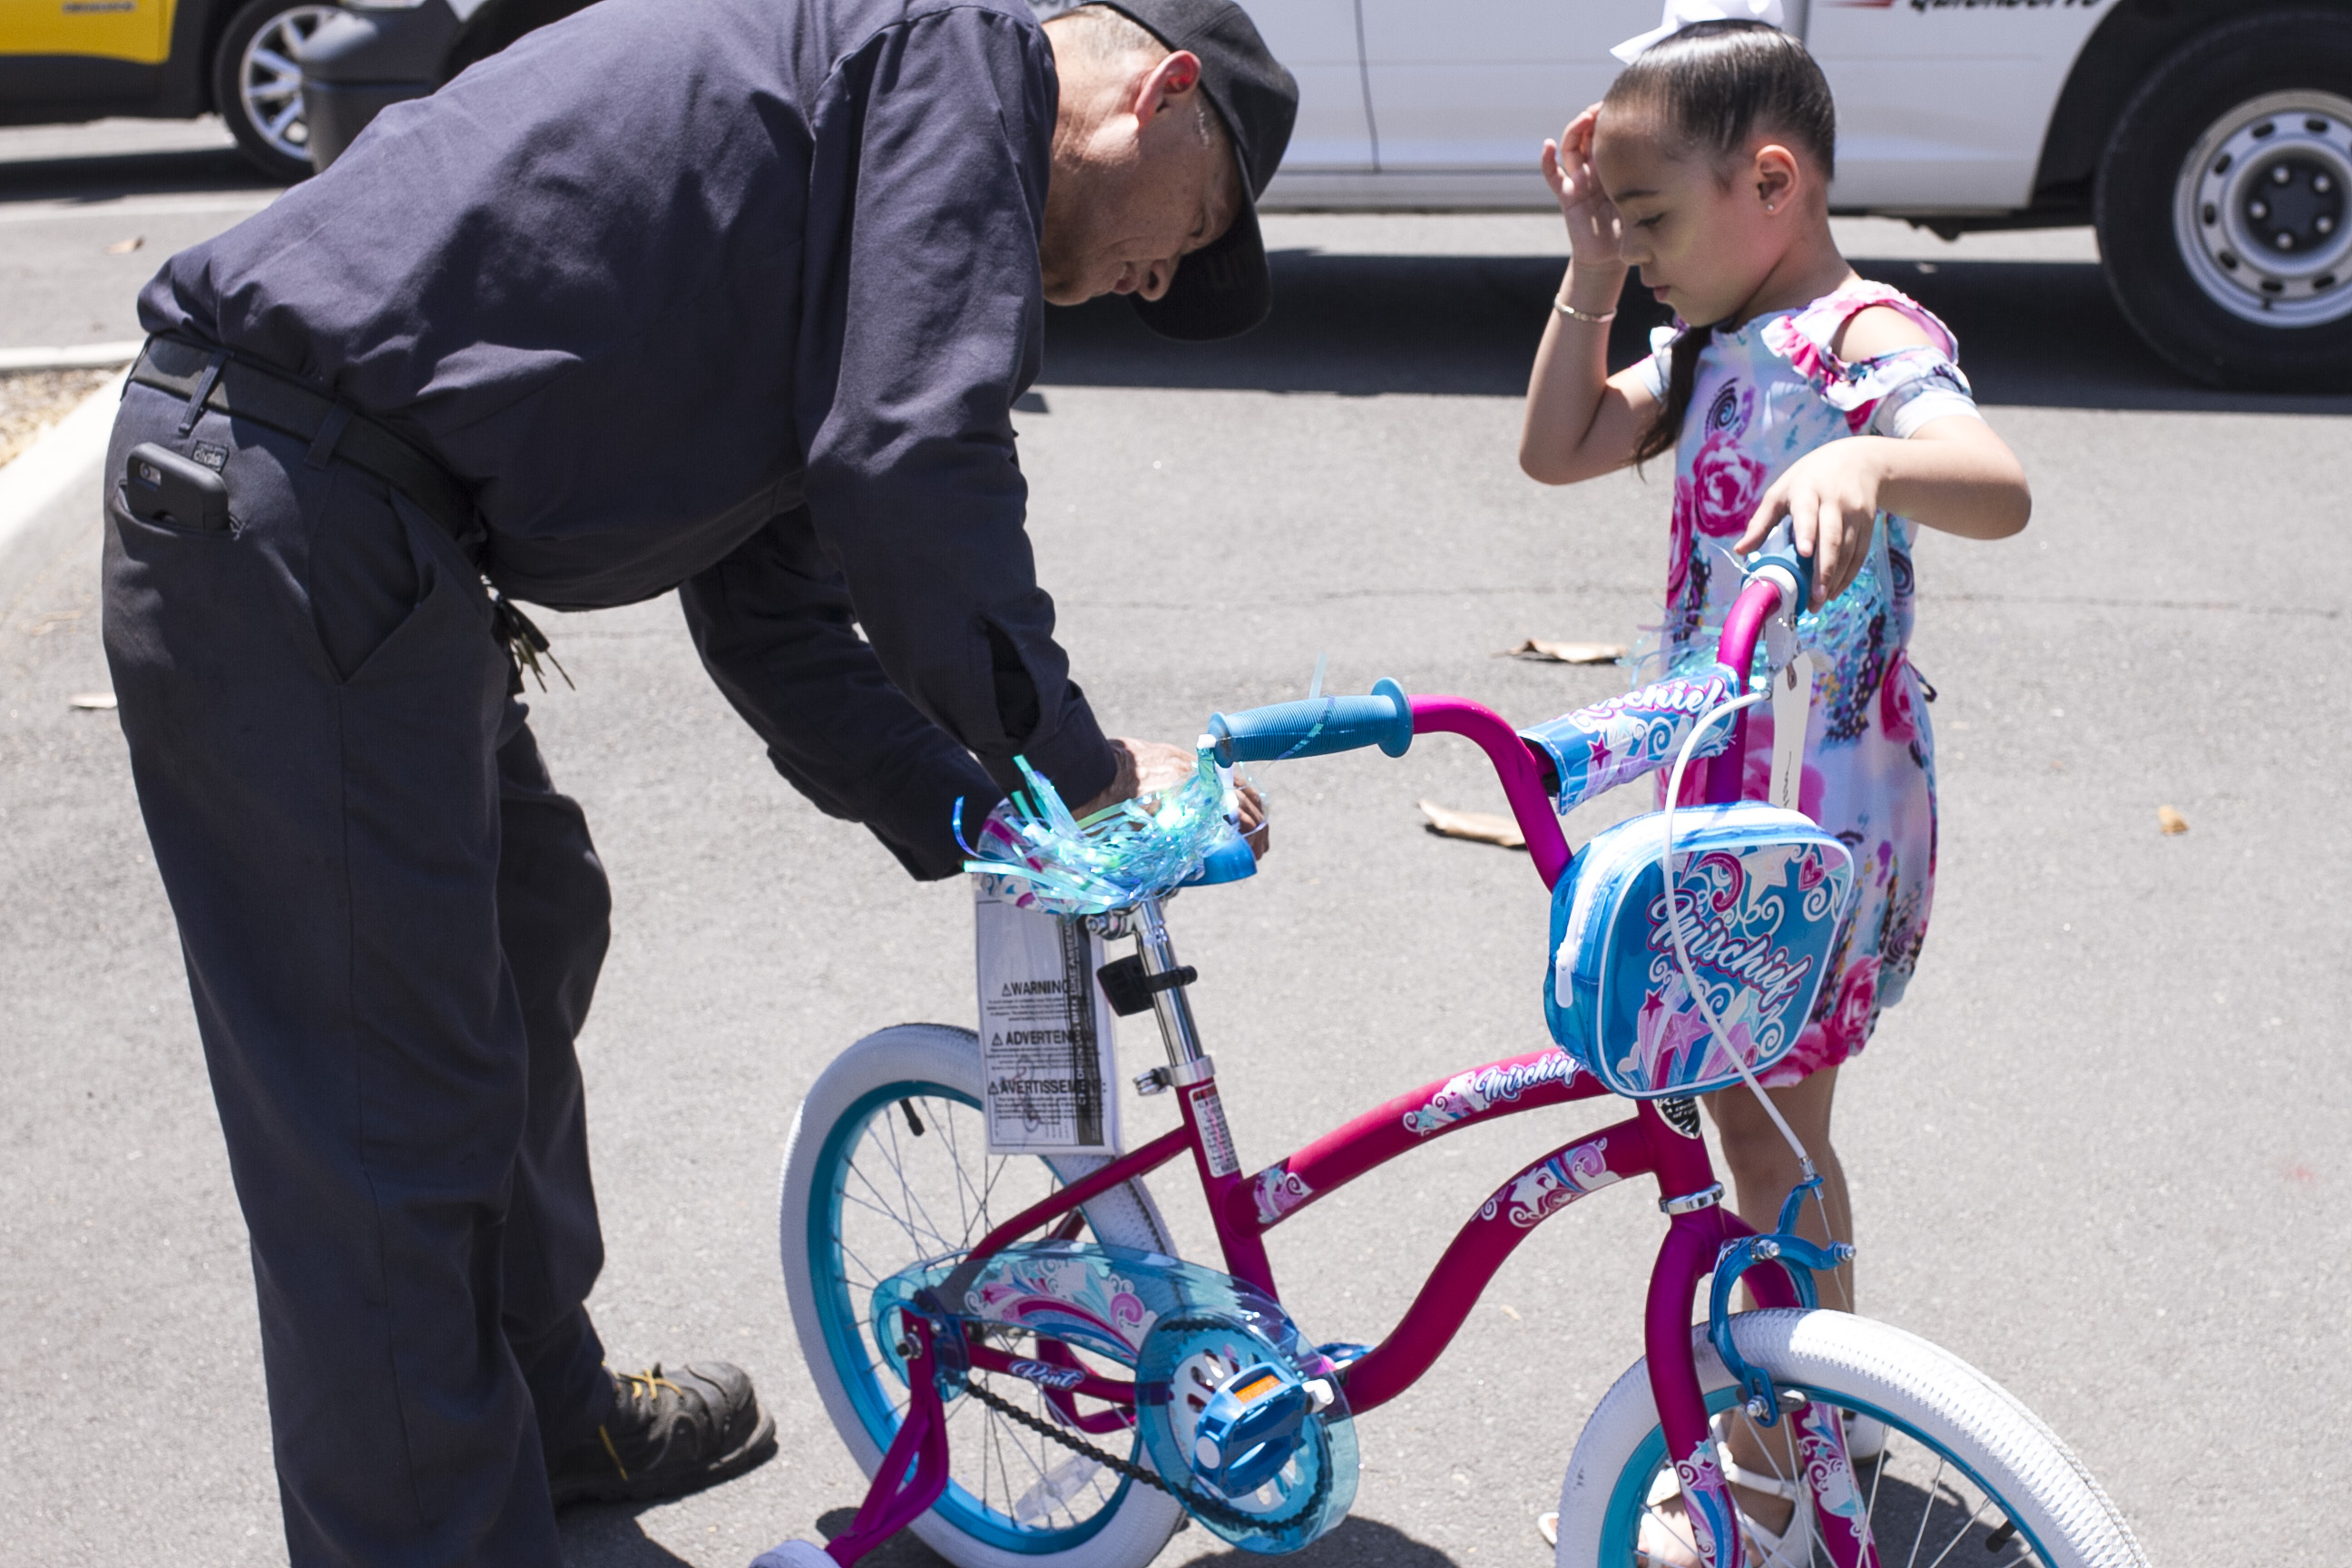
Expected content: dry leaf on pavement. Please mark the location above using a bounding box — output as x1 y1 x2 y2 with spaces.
106 236 144 254
1419 799 1525 849
1501 638 1628 665
2157 805 2189 836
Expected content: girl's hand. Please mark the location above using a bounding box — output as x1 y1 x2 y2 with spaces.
1735 442 1890 610
1541 106 1624 270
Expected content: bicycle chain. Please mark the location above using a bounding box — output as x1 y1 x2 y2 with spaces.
955 1318 1338 1539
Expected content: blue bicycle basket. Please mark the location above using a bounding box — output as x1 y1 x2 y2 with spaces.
1544 802 1857 1099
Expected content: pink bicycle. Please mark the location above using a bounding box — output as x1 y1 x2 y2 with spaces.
765 537 2146 1568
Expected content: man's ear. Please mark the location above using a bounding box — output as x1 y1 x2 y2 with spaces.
1131 48 1204 125
1753 142 1800 211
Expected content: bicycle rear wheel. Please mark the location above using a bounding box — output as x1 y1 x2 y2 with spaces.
1555 1310 2146 1568
779 1024 1186 1568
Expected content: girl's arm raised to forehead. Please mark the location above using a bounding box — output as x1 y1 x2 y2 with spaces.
1519 261 1661 487
1520 113 1659 487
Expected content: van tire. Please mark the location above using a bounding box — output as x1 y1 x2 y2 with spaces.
211 0 338 182
2096 9 2352 391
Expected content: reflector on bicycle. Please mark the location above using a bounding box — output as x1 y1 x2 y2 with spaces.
1545 802 1856 1099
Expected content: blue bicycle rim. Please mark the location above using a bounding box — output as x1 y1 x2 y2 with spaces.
1593 1384 2060 1566
808 1079 1137 1555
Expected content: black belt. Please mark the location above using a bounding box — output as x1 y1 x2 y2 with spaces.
130 336 481 561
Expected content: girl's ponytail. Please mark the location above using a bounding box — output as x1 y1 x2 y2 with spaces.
1632 322 1714 469
1604 20 1835 469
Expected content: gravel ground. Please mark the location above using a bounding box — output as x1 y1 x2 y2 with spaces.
0 369 116 466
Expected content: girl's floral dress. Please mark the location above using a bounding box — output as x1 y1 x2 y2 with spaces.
1632 280 1979 1085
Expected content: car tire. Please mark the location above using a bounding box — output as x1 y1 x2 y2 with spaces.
2096 9 2352 390
211 0 341 182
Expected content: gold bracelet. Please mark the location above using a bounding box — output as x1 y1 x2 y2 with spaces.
1553 296 1618 324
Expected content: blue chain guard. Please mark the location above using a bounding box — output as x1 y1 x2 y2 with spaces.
869 1241 1358 1551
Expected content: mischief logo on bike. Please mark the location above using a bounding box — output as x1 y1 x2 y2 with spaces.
1547 804 1856 1099
1640 848 1828 1020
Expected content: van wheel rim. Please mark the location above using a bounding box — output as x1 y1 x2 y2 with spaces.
2173 90 2352 328
238 6 339 163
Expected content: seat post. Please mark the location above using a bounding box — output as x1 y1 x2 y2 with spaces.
1131 897 1208 1072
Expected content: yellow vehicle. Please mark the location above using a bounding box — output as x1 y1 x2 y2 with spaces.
0 0 340 179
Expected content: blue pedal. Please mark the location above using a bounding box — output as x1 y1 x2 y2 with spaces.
1189 1361 1328 1496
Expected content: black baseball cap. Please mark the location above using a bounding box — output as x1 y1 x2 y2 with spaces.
1089 0 1298 340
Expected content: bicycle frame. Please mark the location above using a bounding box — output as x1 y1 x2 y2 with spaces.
827 573 1874 1568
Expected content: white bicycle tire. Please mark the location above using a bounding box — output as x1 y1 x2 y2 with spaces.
779 1023 1186 1568
1555 1309 2147 1568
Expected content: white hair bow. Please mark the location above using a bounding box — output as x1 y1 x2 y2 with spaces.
1612 0 1788 64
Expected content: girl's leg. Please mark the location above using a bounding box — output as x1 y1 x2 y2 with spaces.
1639 1069 1851 1565
1707 1066 1853 1309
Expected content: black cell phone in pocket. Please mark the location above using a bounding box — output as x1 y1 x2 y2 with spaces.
124 442 230 533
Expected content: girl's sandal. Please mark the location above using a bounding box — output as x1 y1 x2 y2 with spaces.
1612 1460 1814 1568
1534 1416 1871 1563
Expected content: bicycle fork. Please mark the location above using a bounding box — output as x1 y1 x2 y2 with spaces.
1642 1102 1877 1568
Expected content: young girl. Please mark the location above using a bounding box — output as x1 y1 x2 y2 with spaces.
1521 21 2029 1563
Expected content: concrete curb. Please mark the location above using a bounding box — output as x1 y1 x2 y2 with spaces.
0 368 122 613
0 341 143 374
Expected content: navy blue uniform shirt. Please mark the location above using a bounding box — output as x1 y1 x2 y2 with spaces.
139 0 1114 877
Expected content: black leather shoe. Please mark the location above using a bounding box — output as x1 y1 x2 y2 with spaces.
549 1362 778 1507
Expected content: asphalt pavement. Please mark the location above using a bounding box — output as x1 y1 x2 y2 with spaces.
4 120 2349 1568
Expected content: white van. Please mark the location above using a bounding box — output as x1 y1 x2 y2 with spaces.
1252 0 2352 389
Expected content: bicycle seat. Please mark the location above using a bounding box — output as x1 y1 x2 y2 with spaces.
957 749 1256 916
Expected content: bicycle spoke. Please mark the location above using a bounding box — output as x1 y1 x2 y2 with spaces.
1917 1487 1995 1568
1862 1419 1889 1547
837 1180 946 1252
845 1157 958 1255
978 1152 1010 1219
835 1235 887 1296
842 1132 925 1242
936 1098 975 1241
1902 1454 1946 1568
884 1113 962 1255
940 1103 1002 1243
1000 1390 1064 1519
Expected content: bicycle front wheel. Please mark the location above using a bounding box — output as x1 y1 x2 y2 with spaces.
1556 1309 2146 1568
779 1023 1187 1568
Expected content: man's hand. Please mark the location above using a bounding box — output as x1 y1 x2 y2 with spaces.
1075 738 1269 858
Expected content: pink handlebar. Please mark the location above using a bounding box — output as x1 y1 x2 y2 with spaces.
1706 576 1784 805
1406 697 1573 890
1408 576 1788 892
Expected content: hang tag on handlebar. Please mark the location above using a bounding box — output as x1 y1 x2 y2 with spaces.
1769 652 1812 812
973 875 1122 1156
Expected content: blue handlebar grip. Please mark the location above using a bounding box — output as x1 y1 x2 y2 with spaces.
1207 676 1413 766
1742 520 1817 612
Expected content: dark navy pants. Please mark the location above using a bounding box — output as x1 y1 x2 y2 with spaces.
103 380 614 1567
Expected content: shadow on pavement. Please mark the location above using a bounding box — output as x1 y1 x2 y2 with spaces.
1179 1514 1462 1565
801 1509 1458 1566
557 1502 706 1566
1043 250 2352 417
809 1507 951 1564
0 144 279 203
